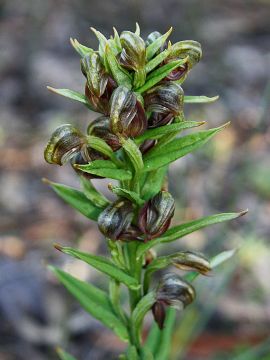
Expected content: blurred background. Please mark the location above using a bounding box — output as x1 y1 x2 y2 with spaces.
0 0 270 359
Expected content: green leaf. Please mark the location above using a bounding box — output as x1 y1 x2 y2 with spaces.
70 38 94 57
80 177 110 208
184 95 219 103
155 308 176 360
143 123 229 172
135 121 205 144
49 266 129 341
90 27 108 64
136 59 187 93
57 348 77 360
108 184 145 206
43 179 103 221
112 27 122 53
137 210 247 258
56 245 141 290
127 345 139 360
145 49 169 74
76 160 132 180
121 138 144 173
131 291 156 341
140 165 168 201
135 22 140 36
87 135 114 158
105 43 132 88
210 248 237 268
146 27 172 60
144 323 161 356
47 87 94 110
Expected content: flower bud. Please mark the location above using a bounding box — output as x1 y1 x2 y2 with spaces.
138 191 175 240
169 40 202 70
144 82 184 128
70 147 104 179
110 86 147 138
44 124 86 165
98 199 134 240
152 273 195 329
157 273 195 307
172 251 211 275
87 116 121 151
165 40 202 82
120 31 146 87
85 76 117 115
81 53 108 97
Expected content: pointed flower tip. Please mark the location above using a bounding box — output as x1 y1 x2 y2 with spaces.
54 243 64 252
239 209 248 217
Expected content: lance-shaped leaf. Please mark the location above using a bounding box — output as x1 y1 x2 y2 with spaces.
137 210 248 258
47 87 94 110
54 245 141 290
135 121 205 143
131 291 156 341
86 135 121 165
121 138 144 174
135 22 140 36
140 165 168 201
76 159 133 181
146 27 172 60
43 179 103 220
136 58 187 93
112 27 122 52
57 348 77 360
143 123 229 172
90 27 108 67
105 43 132 88
70 37 94 57
184 95 219 104
49 266 129 341
108 184 145 206
80 177 110 208
145 49 169 74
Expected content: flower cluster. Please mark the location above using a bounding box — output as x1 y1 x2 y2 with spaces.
44 25 244 357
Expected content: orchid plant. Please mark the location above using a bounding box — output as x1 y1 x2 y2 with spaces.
43 24 247 360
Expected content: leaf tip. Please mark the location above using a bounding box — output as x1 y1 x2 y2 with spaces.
54 243 64 252
42 177 52 185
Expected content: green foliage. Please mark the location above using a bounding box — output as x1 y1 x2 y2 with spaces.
43 179 103 220
44 24 247 360
50 266 129 341
46 87 93 109
55 245 141 290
